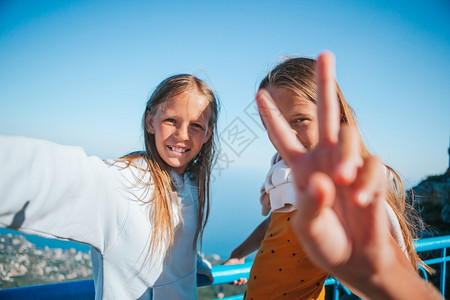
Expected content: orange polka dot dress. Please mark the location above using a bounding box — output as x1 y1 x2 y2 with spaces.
245 211 328 300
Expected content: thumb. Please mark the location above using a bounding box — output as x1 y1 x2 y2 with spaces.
296 172 335 221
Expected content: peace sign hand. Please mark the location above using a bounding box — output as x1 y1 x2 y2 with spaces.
255 51 400 295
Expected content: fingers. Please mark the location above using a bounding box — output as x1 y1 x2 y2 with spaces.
296 172 335 221
294 172 338 243
256 89 306 166
232 278 248 285
334 125 363 185
223 258 245 265
317 51 340 145
352 156 387 207
293 172 350 268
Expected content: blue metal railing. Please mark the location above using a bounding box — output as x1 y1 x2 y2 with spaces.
415 235 449 298
1 235 449 299
200 235 450 300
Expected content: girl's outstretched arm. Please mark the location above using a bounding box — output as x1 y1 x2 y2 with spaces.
0 135 127 252
255 51 442 300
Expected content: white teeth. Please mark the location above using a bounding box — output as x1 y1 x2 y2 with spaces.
169 146 189 153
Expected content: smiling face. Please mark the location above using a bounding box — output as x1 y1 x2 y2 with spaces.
266 85 319 150
145 89 213 175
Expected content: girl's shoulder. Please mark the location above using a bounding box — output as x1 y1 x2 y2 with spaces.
106 153 152 185
107 151 148 169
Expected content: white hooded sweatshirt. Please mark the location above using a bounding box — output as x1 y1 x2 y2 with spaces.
0 135 211 299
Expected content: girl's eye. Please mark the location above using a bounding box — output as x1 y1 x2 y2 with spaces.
191 123 204 129
293 118 308 124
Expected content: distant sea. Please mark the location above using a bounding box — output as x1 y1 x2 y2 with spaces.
0 228 90 252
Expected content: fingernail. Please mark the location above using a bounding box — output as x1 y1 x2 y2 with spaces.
344 162 355 174
356 191 370 206
332 165 349 186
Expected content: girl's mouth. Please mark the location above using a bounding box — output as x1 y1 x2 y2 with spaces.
167 145 190 153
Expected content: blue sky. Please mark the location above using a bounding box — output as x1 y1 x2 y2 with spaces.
1 1 449 256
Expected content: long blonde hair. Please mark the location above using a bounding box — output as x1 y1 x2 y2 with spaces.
260 57 426 272
119 74 219 255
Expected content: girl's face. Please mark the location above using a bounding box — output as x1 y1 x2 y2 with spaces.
266 85 319 150
146 90 213 175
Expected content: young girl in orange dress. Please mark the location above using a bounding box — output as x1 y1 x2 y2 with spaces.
256 50 441 300
226 54 426 299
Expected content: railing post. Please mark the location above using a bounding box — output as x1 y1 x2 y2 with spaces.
440 247 446 299
333 281 339 300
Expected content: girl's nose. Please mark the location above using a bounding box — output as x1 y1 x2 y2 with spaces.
176 124 189 140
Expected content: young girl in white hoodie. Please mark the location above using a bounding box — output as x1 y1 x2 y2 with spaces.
0 74 219 299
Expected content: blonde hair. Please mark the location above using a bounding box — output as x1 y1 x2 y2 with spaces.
119 74 219 256
260 57 426 272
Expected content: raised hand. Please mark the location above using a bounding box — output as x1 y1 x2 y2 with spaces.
254 51 435 299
